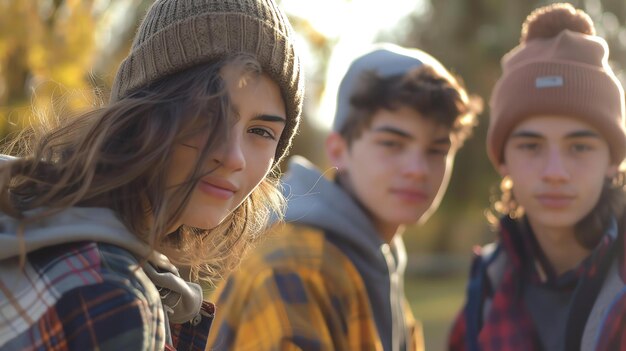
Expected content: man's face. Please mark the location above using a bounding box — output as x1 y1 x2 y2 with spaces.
500 115 617 232
328 106 456 240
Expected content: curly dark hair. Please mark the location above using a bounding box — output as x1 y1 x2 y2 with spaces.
337 65 481 147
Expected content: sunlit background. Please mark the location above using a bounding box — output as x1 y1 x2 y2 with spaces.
281 0 429 129
1 1 625 349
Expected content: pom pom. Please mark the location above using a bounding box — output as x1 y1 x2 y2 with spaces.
521 3 595 43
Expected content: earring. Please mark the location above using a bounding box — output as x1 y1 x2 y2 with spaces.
500 175 513 192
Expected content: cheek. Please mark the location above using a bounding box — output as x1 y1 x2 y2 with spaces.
509 173 531 198
422 156 452 189
507 165 533 200
584 171 607 199
437 169 452 195
245 148 275 190
590 181 605 199
166 147 196 187
506 159 534 182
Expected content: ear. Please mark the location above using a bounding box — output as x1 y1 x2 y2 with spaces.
325 132 349 170
497 163 509 178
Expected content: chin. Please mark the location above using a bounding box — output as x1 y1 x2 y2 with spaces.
179 203 235 230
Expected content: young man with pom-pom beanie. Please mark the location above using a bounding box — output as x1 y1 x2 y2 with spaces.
449 3 626 351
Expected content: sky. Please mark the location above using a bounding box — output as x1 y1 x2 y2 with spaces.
281 0 428 129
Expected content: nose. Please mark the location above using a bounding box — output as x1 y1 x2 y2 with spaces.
213 134 246 172
542 146 569 183
404 150 429 179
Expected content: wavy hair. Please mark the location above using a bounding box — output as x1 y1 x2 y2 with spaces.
0 54 284 284
339 65 482 148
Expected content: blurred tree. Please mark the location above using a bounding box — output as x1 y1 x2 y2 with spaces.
274 13 336 169
0 0 148 140
0 0 329 167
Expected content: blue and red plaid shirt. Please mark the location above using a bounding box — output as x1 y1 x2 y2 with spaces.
449 215 626 351
0 241 213 351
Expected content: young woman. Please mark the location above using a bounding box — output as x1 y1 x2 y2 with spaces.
449 3 626 351
0 0 303 350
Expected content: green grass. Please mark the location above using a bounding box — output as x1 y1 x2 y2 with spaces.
405 274 467 351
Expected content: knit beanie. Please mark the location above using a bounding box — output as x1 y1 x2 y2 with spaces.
487 3 626 167
333 43 450 132
110 0 304 163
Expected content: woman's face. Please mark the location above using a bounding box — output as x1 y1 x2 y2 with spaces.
166 64 286 231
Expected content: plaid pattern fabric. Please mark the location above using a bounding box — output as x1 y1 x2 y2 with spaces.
449 216 626 351
595 231 626 351
0 241 213 351
448 312 466 351
474 218 544 351
171 301 215 351
207 224 424 351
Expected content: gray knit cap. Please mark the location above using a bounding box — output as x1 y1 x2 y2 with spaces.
333 43 448 132
111 0 304 163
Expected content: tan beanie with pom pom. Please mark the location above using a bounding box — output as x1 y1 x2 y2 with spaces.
487 3 626 167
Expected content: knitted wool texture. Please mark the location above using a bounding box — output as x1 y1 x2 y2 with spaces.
111 0 304 163
487 18 626 166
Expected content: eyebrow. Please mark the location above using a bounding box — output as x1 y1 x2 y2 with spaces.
510 130 602 139
251 114 287 124
231 104 286 124
371 125 451 145
565 130 602 139
372 126 413 138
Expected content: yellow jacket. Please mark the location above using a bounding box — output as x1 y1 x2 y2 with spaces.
207 224 424 351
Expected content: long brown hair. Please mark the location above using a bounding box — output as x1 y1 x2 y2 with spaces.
0 54 284 284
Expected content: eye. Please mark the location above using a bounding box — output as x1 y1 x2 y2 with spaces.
248 127 276 140
427 146 450 156
570 143 593 153
378 139 403 149
517 142 541 152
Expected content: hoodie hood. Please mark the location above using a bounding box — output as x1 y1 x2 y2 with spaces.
0 206 203 324
282 156 393 268
0 207 161 262
281 156 408 351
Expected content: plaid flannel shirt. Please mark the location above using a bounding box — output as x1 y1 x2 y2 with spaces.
0 241 213 351
448 216 626 351
207 224 423 351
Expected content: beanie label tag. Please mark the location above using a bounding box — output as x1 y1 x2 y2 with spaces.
535 76 564 88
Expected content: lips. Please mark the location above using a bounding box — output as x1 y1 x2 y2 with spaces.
535 193 575 209
390 188 429 203
198 177 238 200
